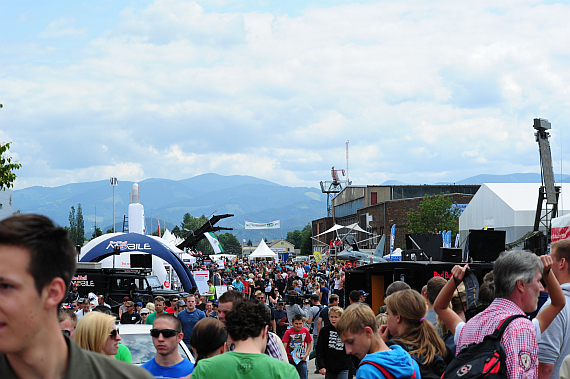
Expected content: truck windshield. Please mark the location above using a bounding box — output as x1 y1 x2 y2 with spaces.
146 276 162 289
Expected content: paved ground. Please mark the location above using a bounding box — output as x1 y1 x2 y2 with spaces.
308 357 322 379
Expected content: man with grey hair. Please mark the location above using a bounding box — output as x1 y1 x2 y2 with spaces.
455 250 551 379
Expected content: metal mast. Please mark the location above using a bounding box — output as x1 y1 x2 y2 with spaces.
533 118 560 233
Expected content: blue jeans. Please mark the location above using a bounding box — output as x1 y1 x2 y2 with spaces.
290 360 308 379
326 369 349 379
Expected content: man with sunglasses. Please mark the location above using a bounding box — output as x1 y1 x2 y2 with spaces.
0 214 154 379
142 314 194 378
120 301 141 324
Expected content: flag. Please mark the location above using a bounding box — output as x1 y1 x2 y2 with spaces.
157 220 161 237
390 224 396 254
204 232 224 254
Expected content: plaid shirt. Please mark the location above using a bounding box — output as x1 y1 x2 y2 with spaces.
457 298 537 379
265 332 285 361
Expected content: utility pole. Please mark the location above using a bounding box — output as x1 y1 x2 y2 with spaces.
110 177 118 232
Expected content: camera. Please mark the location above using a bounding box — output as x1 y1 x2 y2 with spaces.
283 292 311 305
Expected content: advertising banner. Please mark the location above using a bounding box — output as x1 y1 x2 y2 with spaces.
244 220 280 229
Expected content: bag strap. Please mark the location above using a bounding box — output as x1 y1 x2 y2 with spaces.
359 360 417 379
492 314 527 339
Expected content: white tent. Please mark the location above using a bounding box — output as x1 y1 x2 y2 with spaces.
314 223 371 238
459 183 570 247
248 239 278 261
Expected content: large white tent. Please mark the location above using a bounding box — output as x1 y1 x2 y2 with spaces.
248 239 278 261
459 183 570 247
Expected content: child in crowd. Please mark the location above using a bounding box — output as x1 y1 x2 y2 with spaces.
283 314 312 379
316 306 351 379
336 303 420 379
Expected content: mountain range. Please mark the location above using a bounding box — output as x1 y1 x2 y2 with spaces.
14 172 569 239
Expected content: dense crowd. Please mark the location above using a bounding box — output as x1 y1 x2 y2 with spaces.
4 213 570 379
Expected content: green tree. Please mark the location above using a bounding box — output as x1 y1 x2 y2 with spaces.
92 227 103 239
286 230 303 249
0 142 22 190
76 203 84 245
151 228 166 236
179 213 213 255
171 225 181 236
66 206 77 245
65 204 85 245
247 239 253 247
300 224 313 255
406 194 461 235
218 233 242 254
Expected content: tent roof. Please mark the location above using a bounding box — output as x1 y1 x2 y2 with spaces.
314 223 371 237
249 239 277 259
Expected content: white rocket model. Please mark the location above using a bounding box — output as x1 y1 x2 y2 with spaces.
128 183 146 234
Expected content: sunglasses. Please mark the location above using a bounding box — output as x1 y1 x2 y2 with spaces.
109 329 120 339
256 297 265 300
150 329 179 338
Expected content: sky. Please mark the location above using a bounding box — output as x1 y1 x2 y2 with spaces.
2 0 570 190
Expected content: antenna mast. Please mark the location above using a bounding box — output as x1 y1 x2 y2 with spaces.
346 140 349 186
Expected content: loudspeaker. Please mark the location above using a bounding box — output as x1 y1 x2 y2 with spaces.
130 254 152 268
402 249 427 261
406 234 442 260
441 248 462 263
524 232 547 256
468 230 506 262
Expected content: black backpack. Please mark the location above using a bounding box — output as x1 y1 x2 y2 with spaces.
441 314 527 379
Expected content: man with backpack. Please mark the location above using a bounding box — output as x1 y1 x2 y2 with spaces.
437 250 563 379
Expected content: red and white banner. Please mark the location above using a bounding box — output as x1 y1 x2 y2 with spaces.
551 213 570 243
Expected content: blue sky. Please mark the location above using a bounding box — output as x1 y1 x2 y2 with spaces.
2 0 570 190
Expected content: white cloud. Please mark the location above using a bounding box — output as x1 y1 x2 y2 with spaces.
3 0 570 190
38 17 88 38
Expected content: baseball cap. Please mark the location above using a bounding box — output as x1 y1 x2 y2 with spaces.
140 308 150 314
359 290 369 296
137 302 143 307
176 300 186 307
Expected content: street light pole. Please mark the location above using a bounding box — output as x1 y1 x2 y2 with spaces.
110 177 118 232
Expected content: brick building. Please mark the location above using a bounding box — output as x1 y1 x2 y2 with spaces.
312 185 478 256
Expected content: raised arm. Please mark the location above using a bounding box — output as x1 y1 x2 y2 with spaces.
433 264 469 334
536 254 566 333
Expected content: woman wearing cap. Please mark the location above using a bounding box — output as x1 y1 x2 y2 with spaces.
137 308 150 324
118 296 130 318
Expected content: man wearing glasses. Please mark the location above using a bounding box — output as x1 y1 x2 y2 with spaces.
0 214 153 378
120 301 141 324
142 314 194 378
174 299 186 317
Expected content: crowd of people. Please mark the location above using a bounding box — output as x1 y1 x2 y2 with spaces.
5 213 570 379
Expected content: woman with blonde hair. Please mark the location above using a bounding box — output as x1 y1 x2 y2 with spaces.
384 289 449 378
75 311 121 356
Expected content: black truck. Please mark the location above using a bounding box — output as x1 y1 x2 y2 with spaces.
70 262 187 313
344 260 494 314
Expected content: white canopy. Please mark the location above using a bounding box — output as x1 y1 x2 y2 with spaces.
248 239 278 260
314 223 371 238
459 183 570 246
